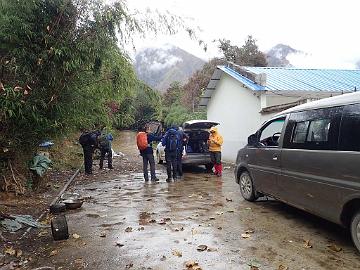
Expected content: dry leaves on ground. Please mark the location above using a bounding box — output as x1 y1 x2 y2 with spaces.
125 227 133 232
226 198 233 202
172 250 182 257
327 244 342 252
278 265 288 270
4 246 16 256
303 240 312 248
185 261 202 270
241 233 252 239
196 245 208 252
115 241 124 247
72 233 80 239
49 250 58 257
160 255 167 261
99 232 106 237
16 249 22 258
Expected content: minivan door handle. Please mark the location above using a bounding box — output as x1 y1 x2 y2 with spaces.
272 154 278 161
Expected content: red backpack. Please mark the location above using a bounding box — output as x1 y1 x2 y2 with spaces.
136 132 148 150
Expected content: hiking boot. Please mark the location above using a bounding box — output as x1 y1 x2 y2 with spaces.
144 179 149 182
166 178 172 182
173 177 177 181
151 178 160 182
108 166 114 169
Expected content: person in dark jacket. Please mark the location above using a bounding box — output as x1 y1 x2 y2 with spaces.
176 127 188 179
99 128 114 170
138 125 162 182
79 129 100 175
161 127 178 182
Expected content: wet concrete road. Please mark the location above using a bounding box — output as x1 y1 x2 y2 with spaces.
28 131 360 269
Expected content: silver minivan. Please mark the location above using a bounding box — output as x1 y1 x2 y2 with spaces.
234 92 360 252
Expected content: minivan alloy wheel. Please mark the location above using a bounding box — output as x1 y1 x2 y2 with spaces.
350 211 360 253
239 171 257 201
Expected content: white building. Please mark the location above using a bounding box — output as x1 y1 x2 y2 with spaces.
199 64 360 162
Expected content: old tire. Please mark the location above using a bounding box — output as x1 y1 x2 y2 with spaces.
51 215 69 241
350 211 360 253
239 171 257 202
49 203 66 214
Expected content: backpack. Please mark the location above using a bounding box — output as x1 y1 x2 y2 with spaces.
136 132 148 151
79 132 90 146
98 133 110 149
167 132 178 152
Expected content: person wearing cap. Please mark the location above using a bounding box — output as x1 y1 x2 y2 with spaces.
207 127 223 177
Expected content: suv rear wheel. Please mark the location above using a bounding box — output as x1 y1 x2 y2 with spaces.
239 171 258 202
350 211 360 253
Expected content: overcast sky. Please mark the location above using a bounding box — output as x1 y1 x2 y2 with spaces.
125 0 360 69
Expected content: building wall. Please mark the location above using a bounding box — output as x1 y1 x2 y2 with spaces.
207 73 262 162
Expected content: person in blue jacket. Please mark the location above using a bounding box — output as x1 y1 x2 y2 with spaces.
139 125 162 182
162 127 179 182
176 127 188 179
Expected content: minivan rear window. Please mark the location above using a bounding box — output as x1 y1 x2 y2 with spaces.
283 107 342 150
339 103 360 151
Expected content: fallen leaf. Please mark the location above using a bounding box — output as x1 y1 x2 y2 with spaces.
241 233 251 239
303 239 312 248
217 226 223 230
227 210 235 213
226 198 233 202
245 207 252 210
250 266 259 270
149 219 156 223
207 247 218 252
74 258 85 267
125 227 133 232
160 255 166 261
185 261 199 267
49 250 58 257
158 220 167 225
16 249 23 258
216 211 224 215
197 245 208 252
245 229 255 234
278 265 288 270
209 217 216 220
115 242 124 247
99 232 106 237
125 263 133 269
172 250 182 257
72 233 80 239
4 246 16 256
39 230 48 237
327 244 342 252
137 227 145 231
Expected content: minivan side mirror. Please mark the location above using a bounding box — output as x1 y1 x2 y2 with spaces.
248 134 258 146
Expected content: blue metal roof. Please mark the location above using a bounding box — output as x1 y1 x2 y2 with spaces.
220 66 360 92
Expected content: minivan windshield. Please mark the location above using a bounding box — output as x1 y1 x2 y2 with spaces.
259 118 285 147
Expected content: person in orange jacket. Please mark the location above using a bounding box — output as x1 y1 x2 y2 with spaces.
208 127 224 177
